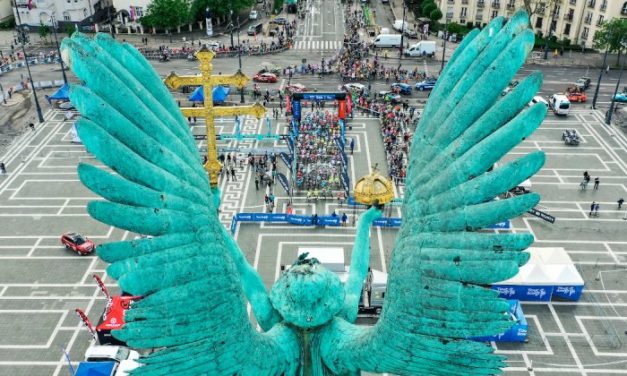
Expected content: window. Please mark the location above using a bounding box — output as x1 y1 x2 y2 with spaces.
460 7 467 17
584 11 592 24
535 17 543 28
564 23 571 35
63 11 70 21
553 5 560 16
623 2 627 14
596 15 604 25
582 26 589 39
550 19 556 31
587 0 595 8
131 6 144 18
569 0 576 4
600 0 607 10
491 10 498 18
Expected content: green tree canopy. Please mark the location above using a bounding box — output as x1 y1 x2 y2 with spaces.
422 1 436 17
593 18 627 53
190 0 254 21
142 0 191 29
39 21 50 43
429 8 443 23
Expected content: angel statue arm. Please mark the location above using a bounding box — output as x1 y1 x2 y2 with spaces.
62 32 291 374
319 11 546 375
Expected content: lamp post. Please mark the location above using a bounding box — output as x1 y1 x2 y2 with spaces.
50 14 67 85
13 1 44 123
229 9 235 50
0 82 6 104
543 3 558 60
605 40 626 125
440 15 449 75
236 18 244 104
398 1 406 59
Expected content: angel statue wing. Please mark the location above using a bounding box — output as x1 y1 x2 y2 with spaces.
319 11 545 375
61 33 299 375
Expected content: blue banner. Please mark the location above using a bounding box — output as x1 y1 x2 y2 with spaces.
230 216 237 235
292 100 301 122
276 172 290 194
335 137 345 151
340 151 348 167
300 93 340 101
287 135 294 154
279 152 292 167
486 220 511 230
492 285 553 302
471 300 528 343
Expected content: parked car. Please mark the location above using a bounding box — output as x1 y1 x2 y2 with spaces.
378 91 401 103
402 27 418 39
61 232 95 255
272 17 288 25
414 79 437 91
390 82 412 95
528 95 549 108
253 72 278 83
249 10 258 20
84 346 141 376
248 22 263 36
614 90 627 103
575 77 591 90
285 83 307 93
201 40 220 50
566 91 587 102
339 82 368 95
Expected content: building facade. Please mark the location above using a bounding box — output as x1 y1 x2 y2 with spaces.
12 0 150 33
436 0 627 48
0 0 13 23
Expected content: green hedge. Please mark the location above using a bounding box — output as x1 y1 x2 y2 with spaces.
0 17 15 30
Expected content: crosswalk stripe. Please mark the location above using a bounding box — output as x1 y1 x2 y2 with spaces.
293 40 342 50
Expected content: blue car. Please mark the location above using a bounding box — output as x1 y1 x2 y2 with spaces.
615 91 627 103
415 79 437 91
390 83 412 95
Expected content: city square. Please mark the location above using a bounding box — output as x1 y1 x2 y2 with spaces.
1 0 627 375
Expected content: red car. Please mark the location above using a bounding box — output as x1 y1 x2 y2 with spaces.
285 83 306 94
253 72 278 83
61 232 95 255
566 91 587 102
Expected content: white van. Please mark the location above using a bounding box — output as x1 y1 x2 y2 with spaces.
373 34 402 48
393 20 407 32
404 41 436 57
549 94 571 116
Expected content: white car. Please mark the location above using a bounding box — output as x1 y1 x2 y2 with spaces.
249 10 258 20
85 346 141 375
528 95 549 108
339 83 367 93
200 40 220 50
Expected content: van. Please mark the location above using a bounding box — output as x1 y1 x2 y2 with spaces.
373 34 402 48
404 41 436 57
393 19 407 32
379 27 390 34
247 22 262 36
549 94 571 116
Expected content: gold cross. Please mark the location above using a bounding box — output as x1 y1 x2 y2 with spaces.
164 47 266 187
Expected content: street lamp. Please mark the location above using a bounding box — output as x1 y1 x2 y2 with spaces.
229 9 235 50
440 15 450 75
13 1 44 124
236 18 244 104
543 3 558 60
592 25 614 109
605 39 626 125
398 1 406 59
50 14 68 85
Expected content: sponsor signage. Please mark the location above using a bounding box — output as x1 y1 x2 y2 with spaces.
527 208 556 223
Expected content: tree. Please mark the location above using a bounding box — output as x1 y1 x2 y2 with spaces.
190 0 254 22
429 9 442 23
143 0 191 30
64 24 75 37
593 19 627 65
39 21 50 44
421 1 436 17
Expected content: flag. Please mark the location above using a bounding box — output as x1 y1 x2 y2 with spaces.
129 6 136 21
27 0 32 10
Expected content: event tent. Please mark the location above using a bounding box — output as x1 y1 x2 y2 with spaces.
189 86 230 103
47 83 70 104
74 361 116 376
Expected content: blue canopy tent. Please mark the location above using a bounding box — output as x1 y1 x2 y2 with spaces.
47 83 70 104
189 86 230 104
74 361 116 376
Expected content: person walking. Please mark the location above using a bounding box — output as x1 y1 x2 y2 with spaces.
29 123 35 132
618 198 624 210
350 138 355 155
594 202 600 216
0 162 6 175
590 201 596 216
255 176 259 190
594 177 600 190
579 180 588 191
341 212 348 227
230 167 236 181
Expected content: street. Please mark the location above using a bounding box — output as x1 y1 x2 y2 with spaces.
0 0 626 375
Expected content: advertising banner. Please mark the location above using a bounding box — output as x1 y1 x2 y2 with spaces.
276 172 290 194
279 152 292 167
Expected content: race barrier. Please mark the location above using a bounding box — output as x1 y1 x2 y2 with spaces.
230 212 508 234
471 300 528 343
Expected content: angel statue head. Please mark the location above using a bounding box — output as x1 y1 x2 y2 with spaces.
62 9 545 376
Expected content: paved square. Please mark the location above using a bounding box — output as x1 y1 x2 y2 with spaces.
0 107 626 375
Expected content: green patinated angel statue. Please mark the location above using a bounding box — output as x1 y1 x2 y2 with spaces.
62 10 546 375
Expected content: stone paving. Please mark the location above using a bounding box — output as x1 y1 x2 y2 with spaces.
0 106 626 375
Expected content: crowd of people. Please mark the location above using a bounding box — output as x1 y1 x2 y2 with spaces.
294 110 346 196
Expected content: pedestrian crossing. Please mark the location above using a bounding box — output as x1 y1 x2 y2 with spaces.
293 40 343 50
